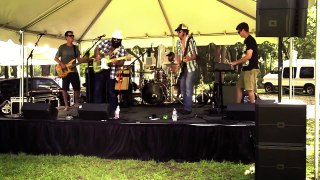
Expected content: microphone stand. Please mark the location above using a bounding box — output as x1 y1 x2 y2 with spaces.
127 49 146 89
26 34 43 102
83 36 104 103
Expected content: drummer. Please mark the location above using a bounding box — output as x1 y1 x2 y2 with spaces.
165 52 178 73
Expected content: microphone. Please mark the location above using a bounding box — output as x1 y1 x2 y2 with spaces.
38 33 45 36
97 34 106 39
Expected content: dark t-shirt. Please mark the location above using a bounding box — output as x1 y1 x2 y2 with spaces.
56 44 80 72
242 35 259 71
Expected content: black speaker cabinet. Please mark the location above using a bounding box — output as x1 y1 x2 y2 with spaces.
256 103 306 146
78 103 110 120
255 103 306 180
256 145 306 180
222 85 237 105
226 103 255 121
256 0 308 37
22 102 58 120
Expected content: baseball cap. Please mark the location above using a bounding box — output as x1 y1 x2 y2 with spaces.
175 23 188 32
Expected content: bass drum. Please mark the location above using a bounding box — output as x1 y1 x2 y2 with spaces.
142 82 167 105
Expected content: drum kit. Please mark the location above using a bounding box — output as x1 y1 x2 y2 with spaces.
139 63 179 105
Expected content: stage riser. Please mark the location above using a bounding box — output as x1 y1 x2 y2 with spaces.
0 120 254 163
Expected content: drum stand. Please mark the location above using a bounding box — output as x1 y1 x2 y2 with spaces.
168 71 183 104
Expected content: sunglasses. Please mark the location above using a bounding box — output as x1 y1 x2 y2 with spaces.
237 30 241 34
66 34 74 37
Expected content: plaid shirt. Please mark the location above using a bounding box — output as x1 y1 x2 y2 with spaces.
176 35 198 72
97 39 126 79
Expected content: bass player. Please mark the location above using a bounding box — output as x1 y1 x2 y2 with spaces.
54 31 88 111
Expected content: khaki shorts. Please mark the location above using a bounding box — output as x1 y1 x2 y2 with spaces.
236 69 260 91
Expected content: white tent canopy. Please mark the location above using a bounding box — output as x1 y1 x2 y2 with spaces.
0 0 280 50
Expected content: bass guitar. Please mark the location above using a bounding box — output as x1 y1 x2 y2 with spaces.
56 59 82 78
178 33 193 79
93 55 132 73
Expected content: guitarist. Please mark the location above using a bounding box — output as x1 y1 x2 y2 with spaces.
175 23 198 115
54 31 88 111
94 31 126 113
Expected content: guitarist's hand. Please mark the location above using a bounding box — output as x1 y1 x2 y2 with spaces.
96 54 102 61
59 63 66 70
183 56 189 62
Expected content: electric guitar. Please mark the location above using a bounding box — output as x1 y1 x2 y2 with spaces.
93 55 132 73
56 59 82 78
178 33 193 79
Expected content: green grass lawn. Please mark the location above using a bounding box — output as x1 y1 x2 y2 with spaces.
0 154 255 179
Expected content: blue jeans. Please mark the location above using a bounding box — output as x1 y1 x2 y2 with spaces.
180 69 195 112
94 70 116 110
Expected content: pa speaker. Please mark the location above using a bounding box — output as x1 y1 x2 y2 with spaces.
255 103 306 146
256 0 308 37
255 145 306 180
22 102 58 120
78 103 109 120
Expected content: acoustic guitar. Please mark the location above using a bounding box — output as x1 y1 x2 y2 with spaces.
55 59 82 78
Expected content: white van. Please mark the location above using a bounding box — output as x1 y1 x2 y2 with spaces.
262 59 315 95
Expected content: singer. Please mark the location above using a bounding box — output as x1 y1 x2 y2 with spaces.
93 31 126 116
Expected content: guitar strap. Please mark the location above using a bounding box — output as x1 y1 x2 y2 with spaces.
73 45 77 60
72 45 77 72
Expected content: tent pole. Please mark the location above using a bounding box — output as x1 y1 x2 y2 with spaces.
19 30 25 114
278 37 283 102
314 1 320 179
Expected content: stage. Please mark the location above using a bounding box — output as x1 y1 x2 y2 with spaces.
0 103 255 163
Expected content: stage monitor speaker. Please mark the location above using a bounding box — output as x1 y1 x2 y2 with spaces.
255 103 306 146
22 102 58 120
256 0 308 37
226 103 255 121
255 145 306 180
78 103 110 120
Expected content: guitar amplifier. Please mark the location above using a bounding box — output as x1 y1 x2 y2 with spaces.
115 69 130 90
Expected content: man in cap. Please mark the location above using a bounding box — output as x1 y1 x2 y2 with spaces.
94 31 126 113
175 23 198 115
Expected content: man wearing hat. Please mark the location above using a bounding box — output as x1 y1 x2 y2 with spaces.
175 23 198 115
94 31 126 113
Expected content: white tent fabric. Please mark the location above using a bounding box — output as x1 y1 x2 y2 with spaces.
0 0 278 49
